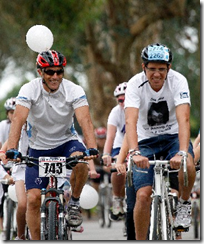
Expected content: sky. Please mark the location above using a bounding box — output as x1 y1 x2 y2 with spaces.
0 61 35 100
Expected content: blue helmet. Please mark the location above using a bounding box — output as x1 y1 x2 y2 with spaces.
141 43 172 65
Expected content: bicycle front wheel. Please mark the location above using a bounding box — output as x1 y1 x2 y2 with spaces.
149 196 162 240
192 201 199 239
5 199 15 240
48 201 57 240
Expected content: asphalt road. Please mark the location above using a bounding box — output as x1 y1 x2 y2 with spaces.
72 214 200 241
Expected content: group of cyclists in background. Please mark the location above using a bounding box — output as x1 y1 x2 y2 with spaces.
0 43 200 241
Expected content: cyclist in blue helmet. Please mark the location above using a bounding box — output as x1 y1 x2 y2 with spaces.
115 43 195 240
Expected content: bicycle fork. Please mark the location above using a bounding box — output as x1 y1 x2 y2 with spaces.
40 188 65 240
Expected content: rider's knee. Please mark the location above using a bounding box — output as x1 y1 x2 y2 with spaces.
136 187 152 203
27 190 41 208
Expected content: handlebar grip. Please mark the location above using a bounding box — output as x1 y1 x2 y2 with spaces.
110 168 117 173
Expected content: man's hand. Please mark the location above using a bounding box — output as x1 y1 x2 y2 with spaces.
6 149 22 161
132 155 150 169
4 175 15 185
115 162 126 175
170 154 183 169
102 154 112 167
0 151 8 165
83 148 99 160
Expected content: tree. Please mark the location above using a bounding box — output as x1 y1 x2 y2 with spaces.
0 0 200 135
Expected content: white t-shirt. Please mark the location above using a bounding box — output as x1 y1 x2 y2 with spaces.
16 78 89 149
107 105 125 149
0 120 10 145
125 69 191 142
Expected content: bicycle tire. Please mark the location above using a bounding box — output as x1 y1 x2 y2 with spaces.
104 187 112 228
48 201 57 240
164 198 173 240
192 201 199 239
98 187 105 227
99 200 105 227
149 196 162 240
5 199 15 240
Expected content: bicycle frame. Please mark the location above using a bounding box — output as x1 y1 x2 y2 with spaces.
148 160 176 240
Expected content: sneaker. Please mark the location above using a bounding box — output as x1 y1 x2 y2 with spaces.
67 204 83 227
174 201 192 228
0 232 5 240
14 236 24 240
109 197 125 221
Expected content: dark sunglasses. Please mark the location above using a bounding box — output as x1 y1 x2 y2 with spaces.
43 68 64 76
118 98 125 103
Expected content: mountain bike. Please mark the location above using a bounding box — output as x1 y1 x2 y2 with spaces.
17 154 93 240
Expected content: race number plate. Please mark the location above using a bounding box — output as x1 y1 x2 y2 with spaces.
39 157 66 177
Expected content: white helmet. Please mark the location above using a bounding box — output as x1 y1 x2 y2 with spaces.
4 97 16 111
114 82 127 97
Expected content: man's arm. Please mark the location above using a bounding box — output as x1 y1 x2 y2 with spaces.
103 124 116 155
7 105 29 150
75 106 97 149
125 107 150 169
176 104 191 152
125 107 139 150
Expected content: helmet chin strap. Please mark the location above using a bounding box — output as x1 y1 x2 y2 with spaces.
42 79 57 92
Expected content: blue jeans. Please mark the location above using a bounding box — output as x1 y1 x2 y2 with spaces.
126 133 194 240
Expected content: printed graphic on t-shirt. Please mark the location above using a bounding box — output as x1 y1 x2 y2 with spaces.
148 101 169 126
121 124 126 134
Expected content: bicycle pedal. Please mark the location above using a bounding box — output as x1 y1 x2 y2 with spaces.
173 226 189 232
71 226 84 233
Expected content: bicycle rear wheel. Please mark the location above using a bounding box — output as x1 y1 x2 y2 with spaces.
149 196 162 240
48 201 57 240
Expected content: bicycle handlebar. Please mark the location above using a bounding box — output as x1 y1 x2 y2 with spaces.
19 154 91 169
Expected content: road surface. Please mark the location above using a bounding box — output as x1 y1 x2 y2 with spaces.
72 213 200 241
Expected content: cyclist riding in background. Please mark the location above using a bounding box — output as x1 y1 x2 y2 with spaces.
0 97 29 240
102 82 127 221
5 50 99 240
115 43 196 240
193 131 200 165
0 97 16 238
90 127 108 192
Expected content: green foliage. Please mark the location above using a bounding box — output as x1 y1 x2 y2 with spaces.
0 79 28 121
0 0 200 137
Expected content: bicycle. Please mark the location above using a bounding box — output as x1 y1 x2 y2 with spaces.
191 164 200 239
0 163 18 241
98 170 112 228
127 154 188 240
16 153 93 240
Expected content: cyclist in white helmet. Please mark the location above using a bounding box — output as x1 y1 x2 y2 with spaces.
0 97 29 240
0 97 16 237
102 82 127 223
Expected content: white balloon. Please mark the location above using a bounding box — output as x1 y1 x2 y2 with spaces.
26 25 54 53
80 184 99 209
8 185 18 202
